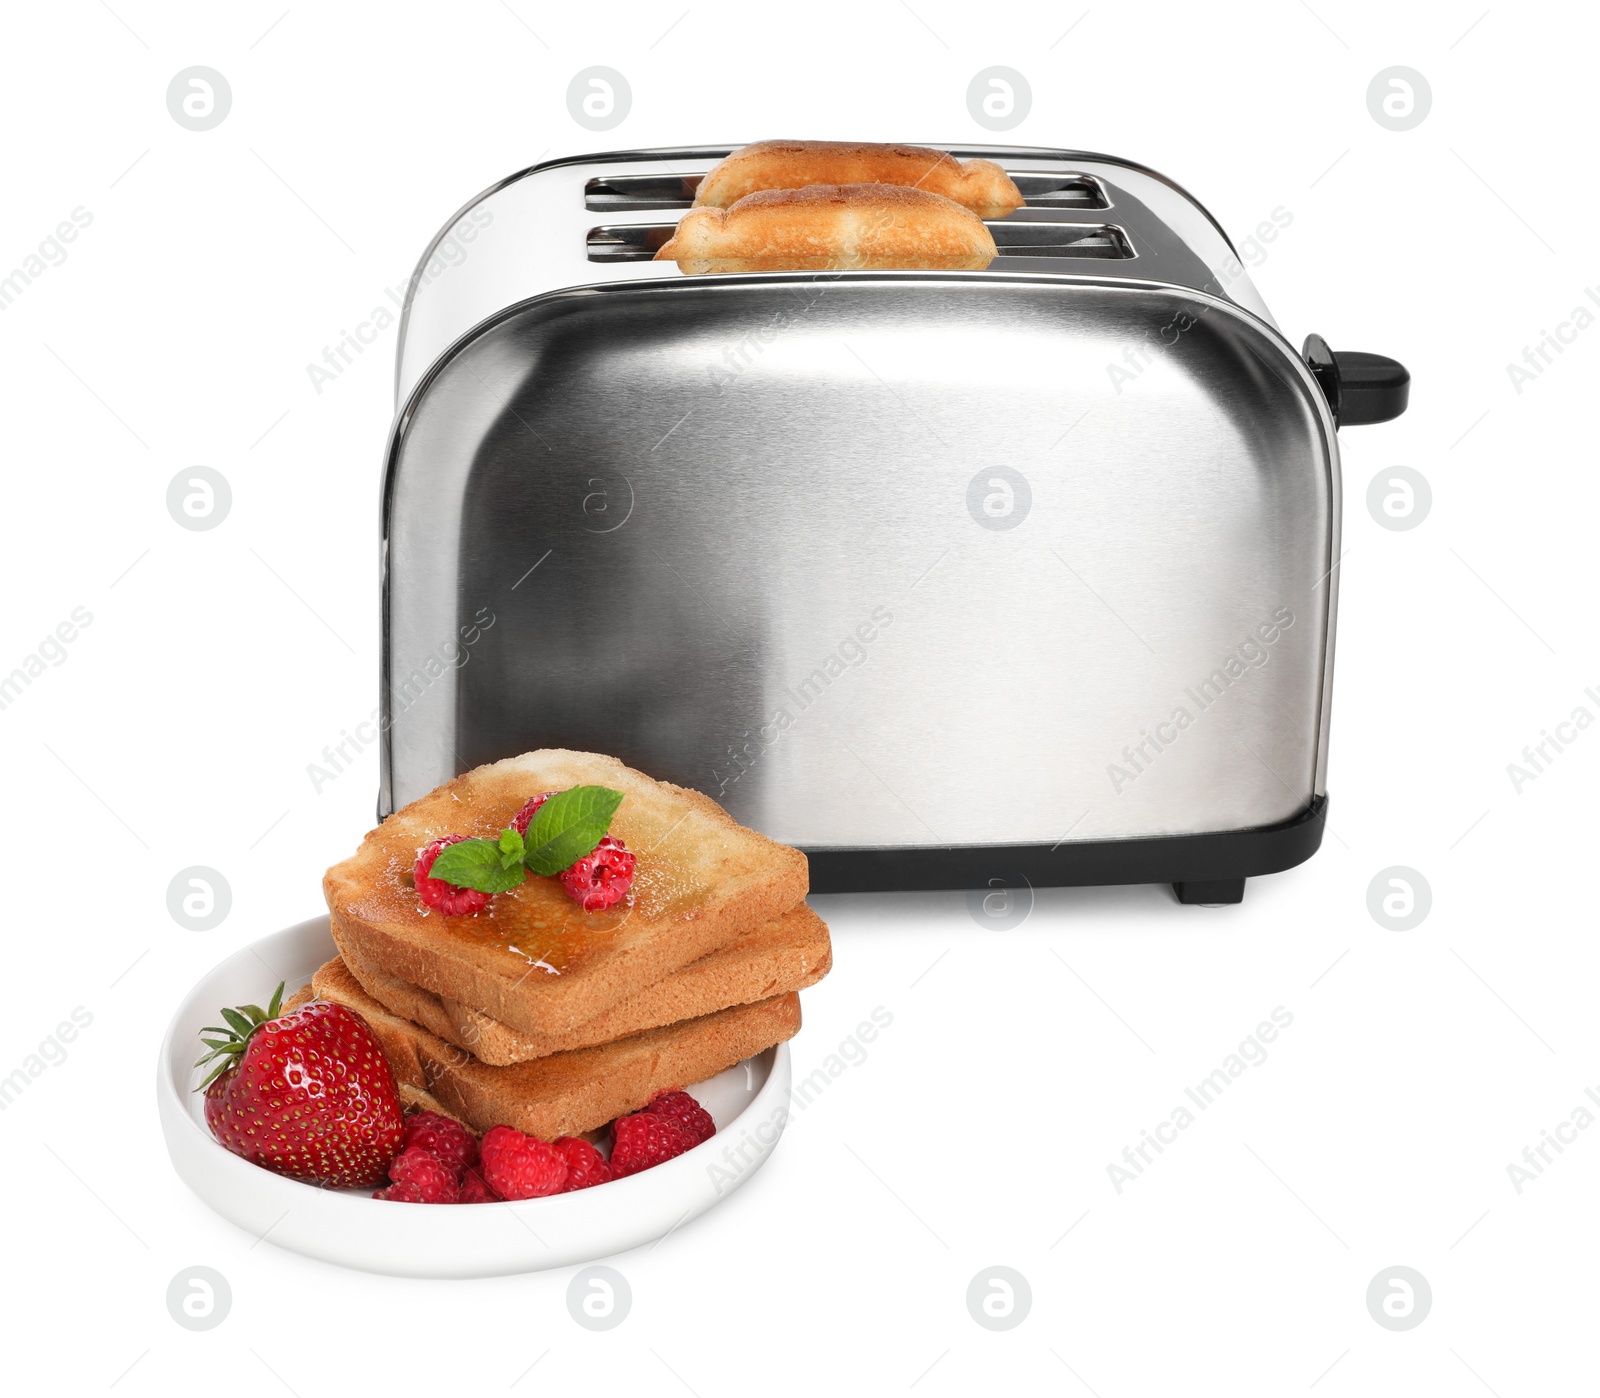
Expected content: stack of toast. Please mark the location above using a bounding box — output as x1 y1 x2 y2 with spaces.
313 750 830 1142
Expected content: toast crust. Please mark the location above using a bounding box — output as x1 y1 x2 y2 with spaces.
311 957 801 1139
657 183 997 274
335 903 831 1064
694 140 1024 220
323 750 809 1035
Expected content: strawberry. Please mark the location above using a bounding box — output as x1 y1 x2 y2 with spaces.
555 1136 613 1192
198 983 404 1190
645 1090 715 1146
611 1110 696 1177
479 1125 568 1199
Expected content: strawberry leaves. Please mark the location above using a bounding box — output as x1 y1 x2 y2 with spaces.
195 981 287 1090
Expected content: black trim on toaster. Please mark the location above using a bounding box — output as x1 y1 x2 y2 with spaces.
801 796 1328 902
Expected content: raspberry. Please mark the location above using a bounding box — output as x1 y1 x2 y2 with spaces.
414 836 491 916
458 1164 502 1204
646 1090 715 1146
480 1124 568 1200
402 1111 479 1176
510 793 556 836
374 1179 431 1203
611 1110 695 1178
555 1136 613 1192
375 1146 460 1203
560 836 636 912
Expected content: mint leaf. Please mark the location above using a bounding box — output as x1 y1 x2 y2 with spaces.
522 785 625 876
497 826 526 870
427 837 528 894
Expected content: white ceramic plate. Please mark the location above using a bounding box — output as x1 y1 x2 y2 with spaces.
157 918 791 1278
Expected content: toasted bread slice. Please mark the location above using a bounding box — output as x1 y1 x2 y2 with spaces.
657 183 997 274
335 903 830 1065
694 140 1024 219
310 957 801 1139
323 750 809 1036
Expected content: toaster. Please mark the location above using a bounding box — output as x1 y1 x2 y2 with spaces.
378 145 1408 903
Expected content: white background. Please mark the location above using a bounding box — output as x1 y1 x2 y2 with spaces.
2 1 1596 1393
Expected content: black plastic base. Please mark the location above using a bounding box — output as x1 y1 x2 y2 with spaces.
802 796 1327 901
1173 878 1246 905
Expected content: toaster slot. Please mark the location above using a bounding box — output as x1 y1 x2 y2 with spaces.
990 221 1134 259
588 170 1109 212
588 221 1134 262
586 223 678 261
585 174 702 211
1009 172 1110 210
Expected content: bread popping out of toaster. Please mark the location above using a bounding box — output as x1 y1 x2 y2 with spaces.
333 902 832 1065
655 183 998 274
322 749 811 1038
694 139 1025 220
311 956 803 1141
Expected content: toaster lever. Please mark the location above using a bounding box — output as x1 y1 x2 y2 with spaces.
1302 333 1410 428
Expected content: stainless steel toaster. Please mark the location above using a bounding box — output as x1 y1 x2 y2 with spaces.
379 145 1408 903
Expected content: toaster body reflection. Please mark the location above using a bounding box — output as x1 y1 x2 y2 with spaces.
381 146 1409 901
